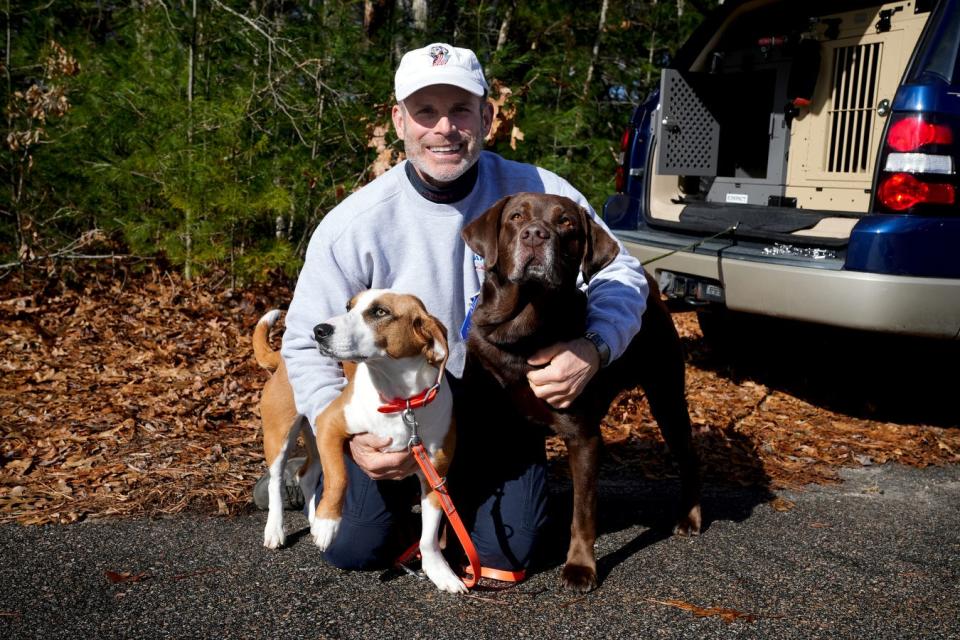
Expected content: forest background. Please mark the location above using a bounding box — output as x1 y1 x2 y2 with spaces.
2 0 715 284
4 1 960 530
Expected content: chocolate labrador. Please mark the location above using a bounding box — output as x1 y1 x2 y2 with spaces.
461 192 701 592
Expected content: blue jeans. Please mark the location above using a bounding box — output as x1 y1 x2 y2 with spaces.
314 378 549 572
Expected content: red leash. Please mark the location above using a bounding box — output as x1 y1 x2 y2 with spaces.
397 441 525 587
383 395 525 589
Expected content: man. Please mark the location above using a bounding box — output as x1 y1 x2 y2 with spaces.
257 43 650 574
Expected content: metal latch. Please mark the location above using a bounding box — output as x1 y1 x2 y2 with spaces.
876 7 903 33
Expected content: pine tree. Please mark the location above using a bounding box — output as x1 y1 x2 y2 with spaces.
1 0 716 281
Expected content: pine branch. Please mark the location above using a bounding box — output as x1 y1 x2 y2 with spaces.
210 0 346 149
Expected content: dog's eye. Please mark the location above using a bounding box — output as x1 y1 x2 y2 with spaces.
371 306 390 318
559 216 574 228
509 211 523 221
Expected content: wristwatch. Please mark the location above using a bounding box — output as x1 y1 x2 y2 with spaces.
583 331 611 368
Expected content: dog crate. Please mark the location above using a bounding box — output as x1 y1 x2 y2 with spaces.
652 0 930 225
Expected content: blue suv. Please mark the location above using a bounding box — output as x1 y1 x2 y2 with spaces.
604 0 960 339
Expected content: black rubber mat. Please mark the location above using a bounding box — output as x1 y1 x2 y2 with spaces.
653 202 860 245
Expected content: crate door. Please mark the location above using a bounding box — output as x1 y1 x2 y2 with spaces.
656 70 720 176
785 7 930 211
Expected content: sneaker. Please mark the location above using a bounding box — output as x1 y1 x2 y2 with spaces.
253 457 307 511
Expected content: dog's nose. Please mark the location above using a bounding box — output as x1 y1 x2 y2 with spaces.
521 223 551 247
314 323 334 343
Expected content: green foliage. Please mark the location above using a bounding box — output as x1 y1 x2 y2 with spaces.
1 0 714 281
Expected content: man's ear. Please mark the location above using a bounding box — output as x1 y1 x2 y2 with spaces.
481 99 494 138
414 313 449 372
462 195 511 271
391 103 405 138
579 207 621 283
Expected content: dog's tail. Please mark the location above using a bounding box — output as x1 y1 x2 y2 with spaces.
253 309 283 372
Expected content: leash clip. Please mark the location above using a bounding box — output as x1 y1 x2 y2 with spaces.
403 406 422 450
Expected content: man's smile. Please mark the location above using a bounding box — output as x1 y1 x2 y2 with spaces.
426 143 464 155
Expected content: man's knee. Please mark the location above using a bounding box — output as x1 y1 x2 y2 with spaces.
321 520 395 570
309 459 419 570
466 463 549 571
472 521 543 571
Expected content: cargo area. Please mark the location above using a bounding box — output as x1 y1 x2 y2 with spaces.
647 0 930 243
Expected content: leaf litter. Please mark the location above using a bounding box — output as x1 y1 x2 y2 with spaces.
1 265 958 527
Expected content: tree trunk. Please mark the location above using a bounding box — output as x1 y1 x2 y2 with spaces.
411 0 427 31
581 0 610 101
5 0 20 261
647 27 656 86
185 0 197 280
393 0 427 60
496 2 514 52
364 0 390 40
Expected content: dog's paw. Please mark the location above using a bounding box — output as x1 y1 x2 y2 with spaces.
673 504 702 537
421 554 467 594
311 517 341 551
263 522 286 549
560 563 597 593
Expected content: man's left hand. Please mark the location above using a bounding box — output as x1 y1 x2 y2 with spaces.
526 338 600 409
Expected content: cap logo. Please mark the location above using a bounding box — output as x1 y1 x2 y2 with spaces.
429 45 449 66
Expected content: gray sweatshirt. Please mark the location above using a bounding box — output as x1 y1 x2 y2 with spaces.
281 151 650 428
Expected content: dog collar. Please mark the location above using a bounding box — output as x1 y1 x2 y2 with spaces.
377 382 441 414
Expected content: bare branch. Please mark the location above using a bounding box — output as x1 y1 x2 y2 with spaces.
0 253 156 271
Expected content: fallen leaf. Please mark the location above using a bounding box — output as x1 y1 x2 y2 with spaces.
105 570 152 584
770 497 796 512
5 458 33 475
646 598 758 624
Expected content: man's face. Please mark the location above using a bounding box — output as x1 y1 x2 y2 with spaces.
392 84 493 187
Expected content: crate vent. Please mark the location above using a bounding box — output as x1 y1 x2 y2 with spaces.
827 42 882 174
659 71 719 176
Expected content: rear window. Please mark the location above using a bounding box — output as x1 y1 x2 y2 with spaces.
909 1 959 84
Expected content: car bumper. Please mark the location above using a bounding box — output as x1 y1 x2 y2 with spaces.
617 229 960 339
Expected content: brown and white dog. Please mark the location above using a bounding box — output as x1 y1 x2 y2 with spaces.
461 192 702 593
252 290 465 593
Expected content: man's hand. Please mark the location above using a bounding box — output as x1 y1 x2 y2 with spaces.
526 338 601 409
348 432 418 480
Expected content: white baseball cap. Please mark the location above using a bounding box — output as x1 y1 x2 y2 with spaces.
394 43 489 102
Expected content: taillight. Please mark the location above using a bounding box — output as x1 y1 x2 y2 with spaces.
874 113 957 214
614 128 631 193
877 173 955 211
886 116 953 152
615 166 626 193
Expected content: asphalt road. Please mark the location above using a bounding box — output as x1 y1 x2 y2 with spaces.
1 463 958 640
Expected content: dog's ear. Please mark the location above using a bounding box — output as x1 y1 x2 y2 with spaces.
580 208 621 283
414 313 450 373
462 195 511 271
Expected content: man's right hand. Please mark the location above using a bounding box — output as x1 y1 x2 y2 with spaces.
348 432 418 480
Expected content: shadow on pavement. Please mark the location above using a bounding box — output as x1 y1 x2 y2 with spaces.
534 426 775 584
690 310 960 428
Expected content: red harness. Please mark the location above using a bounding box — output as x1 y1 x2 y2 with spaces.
378 380 525 588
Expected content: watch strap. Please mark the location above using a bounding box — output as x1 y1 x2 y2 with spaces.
583 331 611 367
